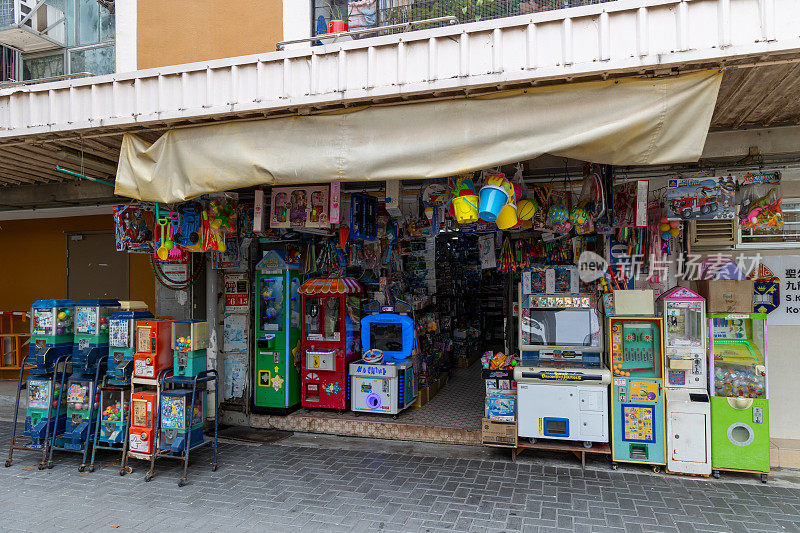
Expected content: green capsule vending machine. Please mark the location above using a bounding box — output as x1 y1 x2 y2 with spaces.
253 250 301 414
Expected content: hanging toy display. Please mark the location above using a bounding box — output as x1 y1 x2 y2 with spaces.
450 175 479 224
569 202 593 235
419 179 452 235
547 204 573 233
498 237 517 272
740 187 783 232
478 174 511 223
516 199 538 221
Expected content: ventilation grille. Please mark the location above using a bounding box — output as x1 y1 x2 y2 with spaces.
690 218 740 248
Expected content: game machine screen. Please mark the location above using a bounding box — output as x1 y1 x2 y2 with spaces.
609 317 666 467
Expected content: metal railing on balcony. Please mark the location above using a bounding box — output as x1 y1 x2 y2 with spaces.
311 0 616 37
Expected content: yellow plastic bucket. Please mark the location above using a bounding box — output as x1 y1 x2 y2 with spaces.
495 202 518 230
452 195 479 224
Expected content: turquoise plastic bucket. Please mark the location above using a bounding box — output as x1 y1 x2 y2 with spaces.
478 185 509 222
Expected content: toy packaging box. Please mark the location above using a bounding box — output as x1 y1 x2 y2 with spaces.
485 393 516 422
270 186 330 229
666 177 736 220
114 204 154 254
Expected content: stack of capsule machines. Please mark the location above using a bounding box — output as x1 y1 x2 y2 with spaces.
299 277 363 411
89 301 153 472
120 318 173 476
253 250 302 414
608 290 667 472
658 287 711 476
49 299 120 471
152 318 217 486
6 300 75 469
709 311 769 482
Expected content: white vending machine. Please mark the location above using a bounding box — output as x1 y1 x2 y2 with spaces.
515 283 610 447
659 286 711 476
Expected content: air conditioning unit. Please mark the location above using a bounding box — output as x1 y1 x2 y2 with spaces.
0 0 65 52
689 217 740 248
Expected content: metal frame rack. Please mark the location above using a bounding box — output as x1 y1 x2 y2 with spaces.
119 369 170 476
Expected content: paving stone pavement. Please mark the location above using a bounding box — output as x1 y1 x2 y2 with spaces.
1 421 800 533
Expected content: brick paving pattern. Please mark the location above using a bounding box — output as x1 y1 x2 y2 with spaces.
2 421 800 532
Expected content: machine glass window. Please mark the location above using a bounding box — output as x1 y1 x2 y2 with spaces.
522 309 600 347
369 323 403 352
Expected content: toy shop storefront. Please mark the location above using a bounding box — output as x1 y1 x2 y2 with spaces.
88 68 796 473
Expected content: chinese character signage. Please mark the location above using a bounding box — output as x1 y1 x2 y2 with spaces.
224 273 249 313
757 256 799 325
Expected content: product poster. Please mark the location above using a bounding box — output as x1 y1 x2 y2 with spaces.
113 204 154 253
666 177 736 220
270 186 330 229
224 273 249 312
478 234 496 270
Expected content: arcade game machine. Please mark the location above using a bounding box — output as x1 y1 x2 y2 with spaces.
6 300 74 468
89 302 153 472
350 301 417 417
50 298 120 471
253 250 302 414
172 320 208 377
609 315 666 471
709 312 769 482
299 277 363 411
514 286 610 448
658 287 711 476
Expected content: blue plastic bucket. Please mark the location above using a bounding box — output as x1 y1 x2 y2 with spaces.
479 185 509 222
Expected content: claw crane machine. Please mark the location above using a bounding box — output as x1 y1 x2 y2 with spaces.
299 277 362 410
50 299 120 470
609 311 666 472
658 287 711 476
253 250 302 414
709 312 769 482
6 300 74 468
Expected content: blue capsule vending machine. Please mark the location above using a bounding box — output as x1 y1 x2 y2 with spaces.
608 316 666 472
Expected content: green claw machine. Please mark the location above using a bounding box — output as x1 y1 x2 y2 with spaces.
253 250 302 414
709 312 769 482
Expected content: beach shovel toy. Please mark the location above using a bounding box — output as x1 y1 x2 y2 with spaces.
495 201 518 230
479 175 510 222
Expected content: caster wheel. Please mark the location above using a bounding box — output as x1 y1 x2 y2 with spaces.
212 463 218 472
47 462 54 470
712 471 720 479
144 474 153 482
119 469 126 476
392 415 398 420
125 466 133 474
611 464 618 471
4 460 11 468
761 474 768 484
583 441 593 449
528 438 536 444
37 463 44 471
652 466 661 474
78 465 85 473
354 413 359 417
88 465 95 473
178 479 187 487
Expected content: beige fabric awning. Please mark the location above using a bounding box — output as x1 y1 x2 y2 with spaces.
115 70 723 203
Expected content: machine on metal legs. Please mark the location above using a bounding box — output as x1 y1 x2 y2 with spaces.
171 320 208 377
709 312 769 482
609 316 666 472
658 287 711 476
5 300 74 469
106 302 153 385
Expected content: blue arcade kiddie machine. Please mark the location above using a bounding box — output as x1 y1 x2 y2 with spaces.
5 300 75 468
349 301 417 416
50 298 120 471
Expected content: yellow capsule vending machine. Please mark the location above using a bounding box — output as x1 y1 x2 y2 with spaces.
609 316 666 472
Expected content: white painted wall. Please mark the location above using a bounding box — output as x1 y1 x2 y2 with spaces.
115 0 138 73
282 0 311 47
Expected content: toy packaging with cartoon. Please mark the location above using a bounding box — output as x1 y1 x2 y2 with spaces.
270 186 330 229
666 177 736 220
114 204 154 253
738 171 783 233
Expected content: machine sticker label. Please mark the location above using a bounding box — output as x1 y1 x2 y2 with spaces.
137 327 151 352
129 433 148 453
76 307 97 334
109 320 128 348
134 360 153 377
628 381 658 402
323 382 341 395
67 383 88 405
33 309 54 335
622 404 655 443
27 379 50 409
613 378 627 386
258 370 271 387
271 374 284 392
533 371 591 381
356 365 387 376
79 338 90 351
161 396 185 429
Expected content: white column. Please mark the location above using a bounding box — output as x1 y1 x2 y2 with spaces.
115 0 138 72
283 0 312 49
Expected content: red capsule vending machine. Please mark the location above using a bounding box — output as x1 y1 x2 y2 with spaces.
299 278 362 410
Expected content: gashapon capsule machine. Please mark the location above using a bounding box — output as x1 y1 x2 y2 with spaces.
89 301 153 472
658 287 711 476
172 320 208 377
514 286 610 448
253 250 302 414
609 316 666 471
133 319 173 379
5 300 74 468
127 391 157 456
299 277 362 410
50 299 119 470
106 301 153 385
350 300 417 417
709 312 769 482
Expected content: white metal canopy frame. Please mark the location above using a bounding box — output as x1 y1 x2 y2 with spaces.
113 70 722 203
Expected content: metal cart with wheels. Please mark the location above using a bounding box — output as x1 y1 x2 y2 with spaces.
145 370 219 486
5 353 71 470
119 369 170 476
87 379 130 472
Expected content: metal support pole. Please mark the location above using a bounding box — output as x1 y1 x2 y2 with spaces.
205 256 219 419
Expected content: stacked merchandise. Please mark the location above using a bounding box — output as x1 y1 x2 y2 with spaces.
481 350 519 447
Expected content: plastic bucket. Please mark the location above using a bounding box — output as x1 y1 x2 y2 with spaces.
452 195 479 224
479 185 509 222
495 202 518 230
